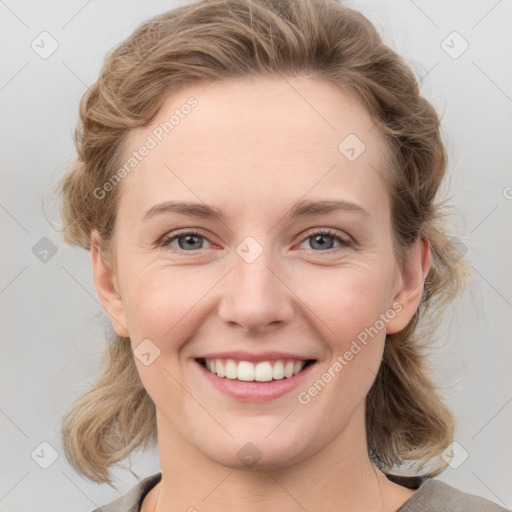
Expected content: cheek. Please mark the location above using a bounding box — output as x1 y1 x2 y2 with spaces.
119 261 210 343
295 265 393 397
120 264 208 411
119 255 396 345
299 264 395 344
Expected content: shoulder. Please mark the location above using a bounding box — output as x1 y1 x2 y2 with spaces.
91 473 162 512
397 477 510 512
90 472 509 512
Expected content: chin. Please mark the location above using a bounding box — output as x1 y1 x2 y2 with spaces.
207 444 306 472
192 423 315 471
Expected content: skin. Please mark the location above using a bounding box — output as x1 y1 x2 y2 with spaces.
92 76 430 511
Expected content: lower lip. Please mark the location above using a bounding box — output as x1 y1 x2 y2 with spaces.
196 360 316 402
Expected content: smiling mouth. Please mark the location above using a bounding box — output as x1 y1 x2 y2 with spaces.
196 358 316 382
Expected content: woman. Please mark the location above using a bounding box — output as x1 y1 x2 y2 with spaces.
59 0 507 510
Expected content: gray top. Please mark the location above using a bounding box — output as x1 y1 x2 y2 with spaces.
92 472 509 511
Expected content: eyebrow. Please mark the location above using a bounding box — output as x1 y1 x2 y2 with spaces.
142 198 370 222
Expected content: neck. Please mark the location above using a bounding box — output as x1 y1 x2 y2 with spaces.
150 406 393 512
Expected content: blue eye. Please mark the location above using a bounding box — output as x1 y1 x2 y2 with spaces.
158 228 351 253
298 228 352 252
160 231 213 251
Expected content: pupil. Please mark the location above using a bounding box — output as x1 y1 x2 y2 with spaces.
180 235 202 250
312 234 333 250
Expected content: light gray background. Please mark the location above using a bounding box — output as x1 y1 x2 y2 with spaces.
1 0 511 510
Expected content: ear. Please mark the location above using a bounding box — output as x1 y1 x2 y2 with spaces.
91 231 130 338
386 235 431 335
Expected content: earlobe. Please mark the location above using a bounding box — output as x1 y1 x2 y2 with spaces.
386 236 431 335
90 231 130 338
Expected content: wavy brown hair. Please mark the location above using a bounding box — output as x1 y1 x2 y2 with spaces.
60 0 470 484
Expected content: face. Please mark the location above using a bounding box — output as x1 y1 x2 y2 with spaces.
93 75 427 470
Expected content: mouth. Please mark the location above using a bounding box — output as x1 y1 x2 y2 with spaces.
195 357 316 382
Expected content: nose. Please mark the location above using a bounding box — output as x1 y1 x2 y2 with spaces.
217 243 295 333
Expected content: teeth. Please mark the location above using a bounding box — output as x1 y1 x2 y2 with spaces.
216 360 226 378
254 362 273 382
225 359 238 379
284 361 294 378
272 361 284 380
202 358 308 382
238 361 255 381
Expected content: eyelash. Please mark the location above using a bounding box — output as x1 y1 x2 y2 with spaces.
158 228 352 254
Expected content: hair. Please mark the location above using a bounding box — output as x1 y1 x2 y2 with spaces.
60 0 470 484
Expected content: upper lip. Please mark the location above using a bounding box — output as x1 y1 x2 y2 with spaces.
196 351 316 363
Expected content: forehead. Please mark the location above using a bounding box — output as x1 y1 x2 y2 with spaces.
119 76 389 220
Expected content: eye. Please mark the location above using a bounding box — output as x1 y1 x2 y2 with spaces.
158 228 352 254
159 230 214 252
297 228 352 252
